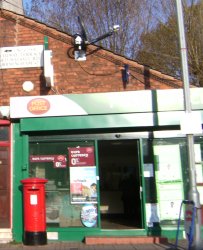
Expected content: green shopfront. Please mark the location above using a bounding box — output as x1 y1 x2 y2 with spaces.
10 89 203 242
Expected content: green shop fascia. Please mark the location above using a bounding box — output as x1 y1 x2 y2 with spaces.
10 89 203 242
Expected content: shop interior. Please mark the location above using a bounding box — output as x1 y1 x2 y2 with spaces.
98 139 142 229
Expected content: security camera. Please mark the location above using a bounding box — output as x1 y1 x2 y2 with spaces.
113 25 120 32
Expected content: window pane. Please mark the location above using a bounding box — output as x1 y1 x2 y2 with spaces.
0 127 9 141
29 141 98 228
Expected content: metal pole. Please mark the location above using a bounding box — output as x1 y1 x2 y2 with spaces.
175 1 202 249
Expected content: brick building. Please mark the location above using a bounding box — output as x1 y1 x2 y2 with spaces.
0 9 182 107
0 7 203 245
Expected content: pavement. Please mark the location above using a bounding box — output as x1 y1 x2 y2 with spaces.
0 240 188 250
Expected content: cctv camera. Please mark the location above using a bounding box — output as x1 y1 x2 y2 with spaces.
113 25 120 32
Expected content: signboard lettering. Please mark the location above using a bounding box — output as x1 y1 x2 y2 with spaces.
30 155 67 168
27 98 50 115
0 45 43 69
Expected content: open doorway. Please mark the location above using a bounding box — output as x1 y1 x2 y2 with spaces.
98 139 142 229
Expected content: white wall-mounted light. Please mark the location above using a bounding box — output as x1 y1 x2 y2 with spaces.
22 81 34 92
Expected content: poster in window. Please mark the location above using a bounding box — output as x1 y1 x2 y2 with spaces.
30 154 67 168
157 183 184 221
154 145 182 181
70 166 97 204
81 204 97 227
68 146 95 167
68 146 97 204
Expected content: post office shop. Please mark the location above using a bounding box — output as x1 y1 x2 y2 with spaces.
10 88 203 242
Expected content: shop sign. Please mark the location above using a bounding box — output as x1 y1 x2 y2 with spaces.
30 155 67 168
0 45 43 69
68 146 95 167
81 204 97 227
10 95 87 118
27 98 50 115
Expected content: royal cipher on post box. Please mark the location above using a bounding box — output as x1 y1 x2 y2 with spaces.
21 178 48 245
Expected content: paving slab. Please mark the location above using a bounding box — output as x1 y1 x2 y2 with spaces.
0 240 188 250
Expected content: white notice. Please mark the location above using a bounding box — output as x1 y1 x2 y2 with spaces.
0 45 43 69
30 194 38 205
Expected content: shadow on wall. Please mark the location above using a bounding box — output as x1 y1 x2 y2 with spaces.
39 72 50 95
121 64 151 89
144 65 151 89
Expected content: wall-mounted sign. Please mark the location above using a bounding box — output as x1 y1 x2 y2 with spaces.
30 155 67 168
10 95 87 118
0 45 43 69
68 146 95 167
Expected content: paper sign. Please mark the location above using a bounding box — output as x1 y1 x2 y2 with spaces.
144 164 154 177
30 194 38 205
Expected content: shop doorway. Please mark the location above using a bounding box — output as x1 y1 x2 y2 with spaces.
0 124 10 228
98 139 142 229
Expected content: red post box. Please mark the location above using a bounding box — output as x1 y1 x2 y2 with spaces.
21 178 48 245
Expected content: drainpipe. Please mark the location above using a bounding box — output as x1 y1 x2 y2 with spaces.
175 1 203 249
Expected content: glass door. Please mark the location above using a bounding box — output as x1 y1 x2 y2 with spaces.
0 125 10 228
0 147 10 228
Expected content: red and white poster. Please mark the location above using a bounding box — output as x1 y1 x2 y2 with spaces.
30 155 67 168
68 146 97 204
68 146 95 167
69 166 97 204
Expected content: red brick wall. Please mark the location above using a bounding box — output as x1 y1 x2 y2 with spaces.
0 14 179 106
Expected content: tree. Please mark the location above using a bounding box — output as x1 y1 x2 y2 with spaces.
25 0 160 58
136 0 203 86
24 0 77 34
25 0 203 86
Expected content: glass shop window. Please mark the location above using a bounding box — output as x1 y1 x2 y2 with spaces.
194 139 203 209
153 139 185 226
29 141 98 228
194 143 203 185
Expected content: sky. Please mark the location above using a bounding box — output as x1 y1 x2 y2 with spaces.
23 0 31 12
